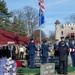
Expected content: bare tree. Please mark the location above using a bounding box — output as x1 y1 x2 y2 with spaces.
65 13 75 24
32 30 46 40
11 6 38 37
10 10 27 36
49 31 55 44
23 6 38 37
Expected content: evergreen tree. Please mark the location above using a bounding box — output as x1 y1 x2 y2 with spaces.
0 0 9 15
10 16 27 36
0 0 11 30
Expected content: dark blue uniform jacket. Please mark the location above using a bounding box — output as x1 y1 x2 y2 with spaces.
41 44 50 57
69 43 75 49
54 43 59 50
28 42 37 55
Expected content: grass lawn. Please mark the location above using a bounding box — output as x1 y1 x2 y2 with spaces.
17 67 75 74
68 67 75 73
17 67 40 74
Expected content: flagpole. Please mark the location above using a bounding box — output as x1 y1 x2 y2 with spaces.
40 28 41 43
38 0 45 43
39 8 42 43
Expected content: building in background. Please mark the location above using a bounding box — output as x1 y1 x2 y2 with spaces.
55 20 75 42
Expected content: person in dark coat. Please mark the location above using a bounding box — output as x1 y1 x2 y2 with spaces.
69 40 75 67
28 38 37 68
8 43 16 58
54 39 59 56
58 41 69 75
41 39 50 64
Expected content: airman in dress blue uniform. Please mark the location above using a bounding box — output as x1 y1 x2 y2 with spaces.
28 38 37 68
41 39 50 64
69 40 75 67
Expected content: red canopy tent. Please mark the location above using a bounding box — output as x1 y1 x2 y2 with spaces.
0 29 30 44
0 29 40 44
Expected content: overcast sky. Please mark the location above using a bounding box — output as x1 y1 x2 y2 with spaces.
4 0 75 36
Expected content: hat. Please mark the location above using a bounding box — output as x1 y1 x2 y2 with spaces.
60 36 64 39
42 39 47 43
30 38 34 41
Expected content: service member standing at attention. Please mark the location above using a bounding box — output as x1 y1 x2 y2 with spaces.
41 39 50 64
69 40 75 67
58 41 69 75
28 38 37 68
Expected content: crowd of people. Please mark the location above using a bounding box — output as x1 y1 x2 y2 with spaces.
0 43 27 75
27 36 75 75
0 37 75 75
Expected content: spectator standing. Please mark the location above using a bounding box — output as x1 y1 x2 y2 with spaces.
15 45 19 59
8 43 16 58
19 45 24 59
23 45 27 59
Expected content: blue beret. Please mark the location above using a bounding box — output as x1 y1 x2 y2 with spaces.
30 38 34 41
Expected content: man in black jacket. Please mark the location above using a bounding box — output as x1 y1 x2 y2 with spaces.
58 41 69 75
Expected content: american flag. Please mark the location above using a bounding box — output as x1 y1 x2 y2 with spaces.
38 0 45 12
38 0 45 25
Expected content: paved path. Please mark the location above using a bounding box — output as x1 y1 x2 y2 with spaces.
17 73 75 75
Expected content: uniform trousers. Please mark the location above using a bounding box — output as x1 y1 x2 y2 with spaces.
30 54 35 68
71 52 75 67
42 56 48 64
60 60 68 74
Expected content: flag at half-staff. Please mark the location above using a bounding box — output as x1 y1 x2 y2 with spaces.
38 0 45 25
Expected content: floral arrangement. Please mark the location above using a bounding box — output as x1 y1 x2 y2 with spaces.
3 58 16 75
